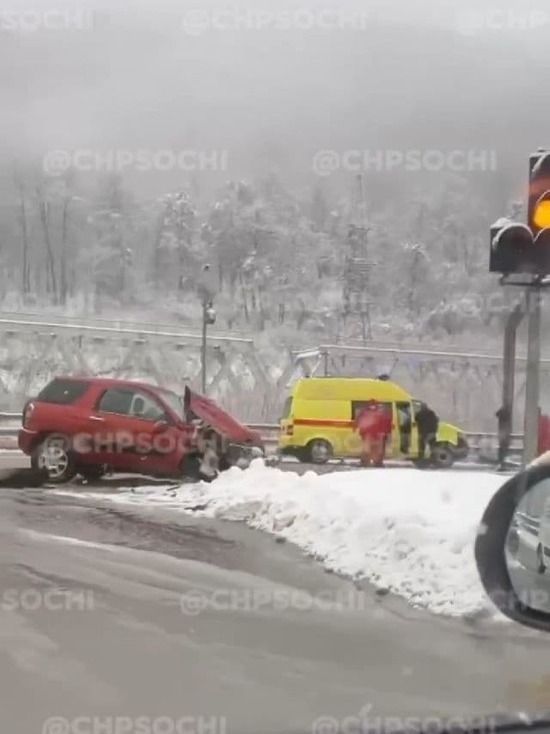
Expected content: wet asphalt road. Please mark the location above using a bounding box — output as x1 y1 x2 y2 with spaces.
2 485 550 734
0 448 514 479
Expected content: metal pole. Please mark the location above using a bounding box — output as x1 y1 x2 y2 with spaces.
523 287 542 465
502 303 525 435
201 301 207 394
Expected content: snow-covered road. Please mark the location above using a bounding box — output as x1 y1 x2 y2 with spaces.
55 461 507 618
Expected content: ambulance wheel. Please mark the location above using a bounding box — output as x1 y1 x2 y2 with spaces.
306 439 333 464
430 442 455 469
413 459 430 469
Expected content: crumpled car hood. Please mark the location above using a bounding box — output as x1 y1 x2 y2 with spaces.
184 387 263 446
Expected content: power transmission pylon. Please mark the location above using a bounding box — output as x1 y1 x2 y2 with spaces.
343 174 372 341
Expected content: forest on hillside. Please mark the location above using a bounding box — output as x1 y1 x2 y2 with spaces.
0 165 526 347
0 0 546 349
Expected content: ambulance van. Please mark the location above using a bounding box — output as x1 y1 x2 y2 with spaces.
277 377 468 468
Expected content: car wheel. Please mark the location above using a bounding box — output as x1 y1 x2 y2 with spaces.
430 442 455 469
537 544 546 574
306 439 332 464
31 433 77 484
179 454 216 483
219 455 232 472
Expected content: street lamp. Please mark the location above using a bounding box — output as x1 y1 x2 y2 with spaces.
198 264 216 394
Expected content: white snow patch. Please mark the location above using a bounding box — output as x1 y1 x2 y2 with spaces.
56 462 507 618
19 528 111 551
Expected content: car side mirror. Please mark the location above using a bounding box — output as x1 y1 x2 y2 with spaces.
475 460 550 632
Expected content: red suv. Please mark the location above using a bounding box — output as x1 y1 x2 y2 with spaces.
19 376 264 484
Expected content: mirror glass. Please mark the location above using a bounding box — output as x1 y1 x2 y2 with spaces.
506 477 550 613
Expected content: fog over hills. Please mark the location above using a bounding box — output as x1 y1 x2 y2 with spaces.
0 0 548 348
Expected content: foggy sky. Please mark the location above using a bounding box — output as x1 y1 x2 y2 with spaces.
0 0 549 202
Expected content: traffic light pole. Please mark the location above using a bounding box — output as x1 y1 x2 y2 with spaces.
197 264 216 395
492 148 550 464
201 300 208 394
523 286 542 465
502 303 525 439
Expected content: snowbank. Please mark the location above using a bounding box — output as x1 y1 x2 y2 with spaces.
61 462 506 618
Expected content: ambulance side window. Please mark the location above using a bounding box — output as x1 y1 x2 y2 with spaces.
351 402 369 420
351 401 394 421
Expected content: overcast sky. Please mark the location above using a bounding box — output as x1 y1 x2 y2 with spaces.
0 0 548 202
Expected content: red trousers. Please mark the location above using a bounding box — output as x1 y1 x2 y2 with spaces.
360 435 385 466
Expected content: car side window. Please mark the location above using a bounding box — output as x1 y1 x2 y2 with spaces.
97 388 134 415
97 388 167 421
128 392 166 421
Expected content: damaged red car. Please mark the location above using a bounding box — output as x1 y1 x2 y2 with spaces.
18 376 264 484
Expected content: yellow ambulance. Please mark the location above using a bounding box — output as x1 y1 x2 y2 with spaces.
277 377 468 468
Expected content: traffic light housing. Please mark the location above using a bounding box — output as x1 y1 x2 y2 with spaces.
204 302 216 325
490 220 535 274
529 151 550 236
490 150 550 276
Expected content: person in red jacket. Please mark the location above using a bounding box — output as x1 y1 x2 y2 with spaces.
376 403 393 467
355 400 390 467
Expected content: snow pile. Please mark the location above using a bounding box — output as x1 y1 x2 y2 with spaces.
67 462 506 618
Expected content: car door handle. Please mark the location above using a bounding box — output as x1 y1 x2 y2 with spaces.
89 416 105 422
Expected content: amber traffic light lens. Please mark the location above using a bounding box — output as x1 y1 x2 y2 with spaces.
533 198 550 230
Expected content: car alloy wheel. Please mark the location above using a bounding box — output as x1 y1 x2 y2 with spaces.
33 434 77 483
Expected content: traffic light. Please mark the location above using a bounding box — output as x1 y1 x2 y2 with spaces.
490 219 535 274
204 302 216 325
490 150 550 276
529 151 550 235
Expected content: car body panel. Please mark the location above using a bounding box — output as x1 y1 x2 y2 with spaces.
184 386 263 446
19 376 258 480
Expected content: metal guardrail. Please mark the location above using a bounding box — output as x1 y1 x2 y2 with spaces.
0 311 519 357
0 318 253 346
248 425 525 454
0 414 522 455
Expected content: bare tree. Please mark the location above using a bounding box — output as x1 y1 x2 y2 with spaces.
36 185 58 304
13 165 31 301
